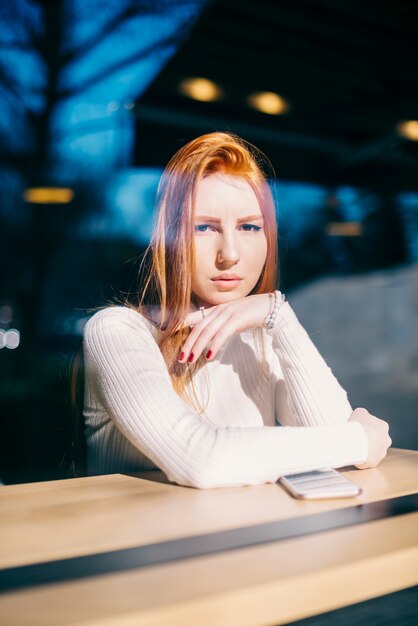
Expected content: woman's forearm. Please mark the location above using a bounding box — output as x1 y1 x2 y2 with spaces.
268 301 353 427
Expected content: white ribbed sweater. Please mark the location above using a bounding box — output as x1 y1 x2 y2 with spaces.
82 300 368 488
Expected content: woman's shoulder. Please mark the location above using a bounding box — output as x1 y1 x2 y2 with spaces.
83 305 158 340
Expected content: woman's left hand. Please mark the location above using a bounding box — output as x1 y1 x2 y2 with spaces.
178 293 272 363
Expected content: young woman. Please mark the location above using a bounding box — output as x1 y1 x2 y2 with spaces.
81 132 391 488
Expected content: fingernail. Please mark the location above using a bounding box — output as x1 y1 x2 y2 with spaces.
178 351 185 362
205 350 212 359
187 353 194 363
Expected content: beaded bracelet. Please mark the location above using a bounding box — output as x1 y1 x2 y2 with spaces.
263 290 286 329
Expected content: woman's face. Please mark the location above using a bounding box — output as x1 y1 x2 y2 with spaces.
191 172 268 308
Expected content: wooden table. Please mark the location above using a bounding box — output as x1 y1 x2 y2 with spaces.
1 447 417 626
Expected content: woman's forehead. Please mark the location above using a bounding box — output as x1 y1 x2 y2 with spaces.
195 173 261 214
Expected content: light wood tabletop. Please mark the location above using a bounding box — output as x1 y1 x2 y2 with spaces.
0 447 417 626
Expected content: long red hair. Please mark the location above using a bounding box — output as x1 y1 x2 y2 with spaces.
136 131 279 406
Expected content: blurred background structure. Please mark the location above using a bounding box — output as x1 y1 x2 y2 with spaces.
1 0 417 484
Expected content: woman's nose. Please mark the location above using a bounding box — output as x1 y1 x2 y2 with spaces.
217 233 240 265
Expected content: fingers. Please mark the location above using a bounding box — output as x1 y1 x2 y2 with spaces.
178 310 236 363
351 405 392 471
201 316 238 360
351 407 370 419
178 310 221 363
355 430 392 470
180 306 218 330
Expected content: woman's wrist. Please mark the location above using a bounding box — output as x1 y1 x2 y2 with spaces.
263 290 286 329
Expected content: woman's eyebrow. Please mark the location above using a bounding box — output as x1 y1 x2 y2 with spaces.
194 215 264 222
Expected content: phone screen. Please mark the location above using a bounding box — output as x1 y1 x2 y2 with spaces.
278 469 362 499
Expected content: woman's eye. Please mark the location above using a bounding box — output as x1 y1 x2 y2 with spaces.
195 224 215 233
194 224 216 233
240 224 262 232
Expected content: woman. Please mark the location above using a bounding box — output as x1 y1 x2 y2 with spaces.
81 132 391 488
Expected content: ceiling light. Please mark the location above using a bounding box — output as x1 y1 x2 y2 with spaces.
248 91 289 115
23 187 74 204
397 120 418 142
179 77 223 102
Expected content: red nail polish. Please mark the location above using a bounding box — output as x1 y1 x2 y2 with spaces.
206 350 212 359
187 353 194 363
179 352 185 361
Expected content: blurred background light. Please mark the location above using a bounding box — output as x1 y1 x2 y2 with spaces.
397 120 418 142
326 222 363 237
247 91 290 115
4 329 20 350
0 305 13 325
179 77 223 102
23 188 74 204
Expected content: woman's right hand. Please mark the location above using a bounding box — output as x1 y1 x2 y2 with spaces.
349 407 392 469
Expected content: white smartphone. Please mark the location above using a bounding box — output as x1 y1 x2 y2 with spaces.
278 468 362 499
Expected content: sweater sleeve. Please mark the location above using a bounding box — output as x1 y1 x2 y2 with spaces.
83 306 368 489
267 300 357 427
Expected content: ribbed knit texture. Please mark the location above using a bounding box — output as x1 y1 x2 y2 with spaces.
82 301 368 488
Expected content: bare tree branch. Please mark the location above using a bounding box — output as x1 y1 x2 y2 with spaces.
0 143 30 173
60 0 204 67
58 25 189 100
60 4 150 68
51 115 129 143
0 64 28 109
0 0 41 52
0 42 35 51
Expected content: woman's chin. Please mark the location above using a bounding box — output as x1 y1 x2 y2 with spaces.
197 290 246 307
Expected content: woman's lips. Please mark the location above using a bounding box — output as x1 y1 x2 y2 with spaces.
211 278 242 289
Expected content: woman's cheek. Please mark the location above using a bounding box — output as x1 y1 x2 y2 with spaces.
193 240 213 280
252 238 267 268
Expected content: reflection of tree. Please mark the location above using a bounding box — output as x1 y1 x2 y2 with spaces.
0 0 208 483
0 0 206 356
0 1 202 181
